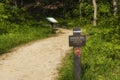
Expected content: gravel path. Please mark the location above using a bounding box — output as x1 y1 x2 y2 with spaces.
0 28 72 80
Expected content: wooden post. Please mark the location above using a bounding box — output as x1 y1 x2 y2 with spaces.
74 47 81 80
73 27 81 80
69 27 86 80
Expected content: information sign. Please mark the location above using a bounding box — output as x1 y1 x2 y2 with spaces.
69 35 86 47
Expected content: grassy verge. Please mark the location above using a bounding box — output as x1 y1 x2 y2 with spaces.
57 26 120 80
57 51 74 80
0 21 52 55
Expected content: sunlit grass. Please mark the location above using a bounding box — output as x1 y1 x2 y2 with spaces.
0 27 51 54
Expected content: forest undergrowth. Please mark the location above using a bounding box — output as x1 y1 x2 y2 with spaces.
57 23 120 80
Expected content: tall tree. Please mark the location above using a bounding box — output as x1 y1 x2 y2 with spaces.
93 0 97 26
35 0 41 6
113 0 118 15
79 0 82 20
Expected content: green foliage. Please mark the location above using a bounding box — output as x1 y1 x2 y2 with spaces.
81 2 93 18
0 0 10 3
57 51 74 80
0 2 52 54
98 3 110 13
0 26 51 54
81 36 120 80
57 27 120 80
0 3 8 21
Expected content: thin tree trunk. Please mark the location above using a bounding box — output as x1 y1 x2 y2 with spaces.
21 0 23 6
63 3 66 18
35 0 40 6
93 0 97 26
12 0 17 6
79 0 82 21
113 0 118 15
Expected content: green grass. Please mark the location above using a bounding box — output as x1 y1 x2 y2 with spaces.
0 22 52 54
57 26 120 80
57 51 74 80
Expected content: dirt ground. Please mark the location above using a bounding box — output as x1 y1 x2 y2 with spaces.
0 28 72 80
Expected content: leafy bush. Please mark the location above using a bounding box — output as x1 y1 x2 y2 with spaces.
57 26 120 80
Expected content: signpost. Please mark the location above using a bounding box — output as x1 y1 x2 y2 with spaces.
69 27 86 80
46 17 58 29
69 35 86 47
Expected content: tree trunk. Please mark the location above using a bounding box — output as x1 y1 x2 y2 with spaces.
11 0 17 6
21 0 23 6
79 0 82 20
35 0 41 6
93 0 97 26
113 0 118 15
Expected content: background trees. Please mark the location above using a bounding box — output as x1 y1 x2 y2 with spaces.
0 0 120 27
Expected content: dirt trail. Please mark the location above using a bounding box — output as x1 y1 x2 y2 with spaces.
0 28 72 80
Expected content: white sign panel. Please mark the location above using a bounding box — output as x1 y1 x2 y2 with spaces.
46 17 58 23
